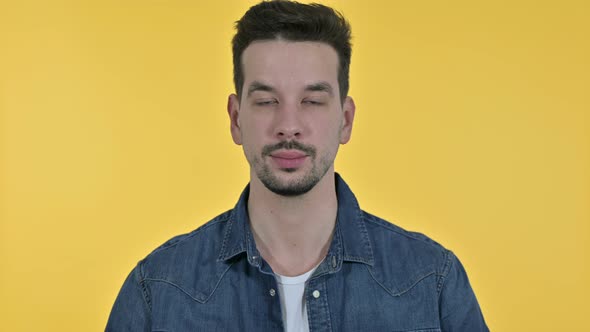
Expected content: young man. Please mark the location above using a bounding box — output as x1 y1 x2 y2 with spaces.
107 1 488 331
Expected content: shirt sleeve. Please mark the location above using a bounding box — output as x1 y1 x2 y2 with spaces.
439 251 489 332
105 263 151 332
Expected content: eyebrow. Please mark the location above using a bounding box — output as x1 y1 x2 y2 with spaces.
246 80 335 97
305 81 334 96
247 81 275 97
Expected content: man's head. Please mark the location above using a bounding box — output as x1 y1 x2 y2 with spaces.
228 1 355 197
232 0 352 103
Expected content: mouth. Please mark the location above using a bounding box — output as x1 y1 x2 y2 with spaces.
269 150 309 169
270 150 308 159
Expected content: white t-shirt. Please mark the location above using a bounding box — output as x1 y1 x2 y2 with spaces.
274 263 320 332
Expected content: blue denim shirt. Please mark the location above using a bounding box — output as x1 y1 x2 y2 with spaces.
107 174 488 331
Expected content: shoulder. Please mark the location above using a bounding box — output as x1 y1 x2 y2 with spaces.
360 210 453 295
131 210 235 302
144 209 232 263
362 210 448 255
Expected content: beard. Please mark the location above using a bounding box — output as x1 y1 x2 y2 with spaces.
251 140 333 197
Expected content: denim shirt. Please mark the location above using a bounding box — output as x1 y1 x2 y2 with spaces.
106 174 488 331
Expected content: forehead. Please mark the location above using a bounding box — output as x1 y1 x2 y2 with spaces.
241 40 339 92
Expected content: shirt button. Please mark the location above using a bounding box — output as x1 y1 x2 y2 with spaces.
269 288 276 297
312 290 320 298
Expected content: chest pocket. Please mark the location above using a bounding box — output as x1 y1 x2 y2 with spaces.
328 264 442 331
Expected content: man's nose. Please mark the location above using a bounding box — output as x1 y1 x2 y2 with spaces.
273 103 304 140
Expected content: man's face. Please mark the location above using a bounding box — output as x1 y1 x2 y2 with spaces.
228 40 355 196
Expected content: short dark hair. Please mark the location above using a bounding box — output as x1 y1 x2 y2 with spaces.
232 0 352 102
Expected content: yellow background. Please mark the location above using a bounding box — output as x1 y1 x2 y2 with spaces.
1 0 588 330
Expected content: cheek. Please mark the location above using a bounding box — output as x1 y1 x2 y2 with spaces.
241 113 272 138
239 116 260 140
241 140 261 168
316 117 344 156
239 119 267 159
321 114 344 141
241 135 259 160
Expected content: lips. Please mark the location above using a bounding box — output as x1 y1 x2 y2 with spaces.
270 150 308 159
269 150 308 169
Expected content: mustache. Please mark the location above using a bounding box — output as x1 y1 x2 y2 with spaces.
262 141 316 158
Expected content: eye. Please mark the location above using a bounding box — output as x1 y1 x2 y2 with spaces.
254 99 278 106
302 99 324 106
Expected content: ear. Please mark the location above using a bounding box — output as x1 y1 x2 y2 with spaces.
339 96 356 144
227 93 243 145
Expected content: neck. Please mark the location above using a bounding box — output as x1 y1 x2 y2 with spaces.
247 168 338 276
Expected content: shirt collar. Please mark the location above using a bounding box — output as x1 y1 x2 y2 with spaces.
217 173 374 267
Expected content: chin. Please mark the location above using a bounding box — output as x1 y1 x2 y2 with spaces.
263 180 317 197
257 167 325 197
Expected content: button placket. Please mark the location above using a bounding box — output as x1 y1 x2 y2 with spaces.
306 278 332 332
